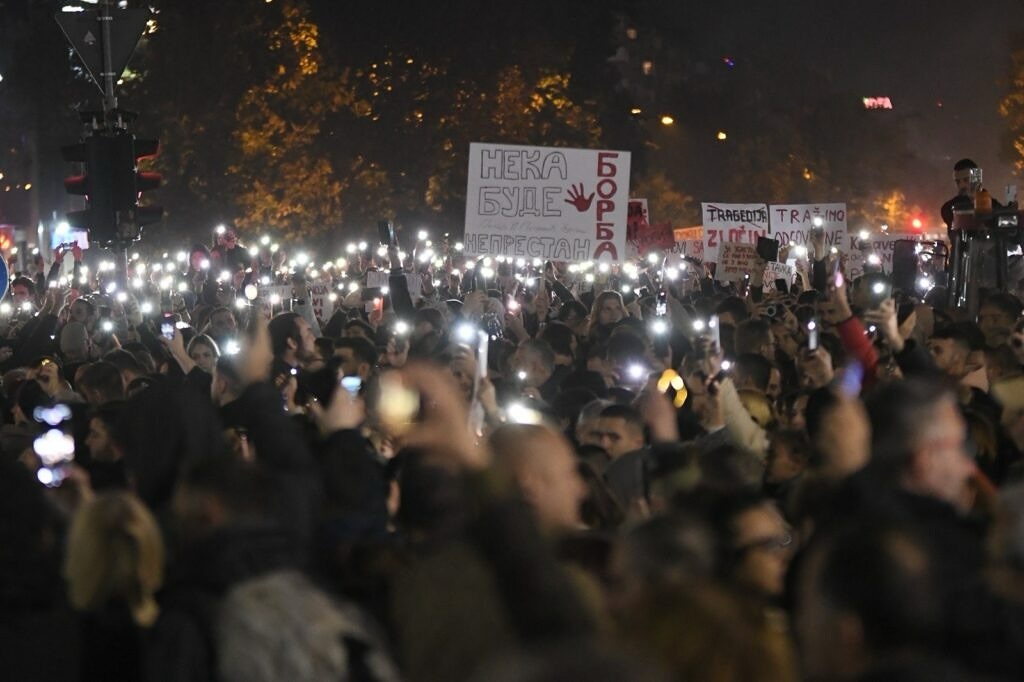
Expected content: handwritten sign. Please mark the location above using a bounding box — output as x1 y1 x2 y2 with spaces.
310 282 334 323
769 203 847 251
674 239 704 262
701 203 769 263
715 242 764 283
845 234 916 280
464 142 631 262
762 261 796 292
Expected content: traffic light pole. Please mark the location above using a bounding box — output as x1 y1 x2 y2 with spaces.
99 0 117 114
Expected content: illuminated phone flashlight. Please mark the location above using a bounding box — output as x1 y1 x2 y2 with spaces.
585 273 595 284
418 229 428 241
116 291 127 303
131 278 143 289
328 293 338 302
598 262 611 274
721 359 733 371
859 230 869 241
153 263 163 272
665 267 679 281
692 319 706 332
215 224 226 235
451 269 461 277
455 323 477 344
248 246 259 257
175 251 186 262
793 245 808 258
222 339 240 356
506 402 544 425
271 243 280 253
177 282 188 293
867 253 882 266
517 370 528 382
830 246 838 255
508 299 520 312
455 242 465 252
394 320 410 336
101 320 114 332
21 301 33 312
140 301 153 315
872 281 886 295
105 282 117 294
812 216 824 227
200 259 210 270
651 319 669 335
234 298 247 310
621 284 632 294
0 303 11 315
377 245 388 257
868 324 877 334
480 267 495 279
628 364 646 381
647 252 660 265
464 260 476 270
269 293 281 305
568 264 580 274
532 258 543 268
381 286 390 295
917 276 933 291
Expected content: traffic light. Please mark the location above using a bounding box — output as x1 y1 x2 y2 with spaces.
61 131 162 246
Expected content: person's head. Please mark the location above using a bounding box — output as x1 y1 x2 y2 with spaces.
343 319 376 343
64 492 164 626
206 306 238 340
59 321 91 364
978 293 1022 347
953 157 979 197
594 404 646 459
576 398 614 448
735 318 775 361
796 520 949 680
268 312 316 366
10 276 34 306
103 349 147 390
77 361 126 406
511 338 556 389
489 424 586 533
714 295 750 327
592 291 627 328
732 353 773 393
805 387 870 479
766 429 811 485
712 494 794 598
212 355 244 407
69 298 94 325
539 321 577 364
412 307 445 341
189 244 211 272
334 336 378 381
85 402 125 462
928 324 975 379
186 334 221 374
557 299 590 335
867 379 972 510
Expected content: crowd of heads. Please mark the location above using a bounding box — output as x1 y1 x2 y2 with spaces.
2 225 1024 681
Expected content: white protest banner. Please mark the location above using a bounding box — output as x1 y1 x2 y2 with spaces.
715 242 764 283
675 240 704 262
464 142 631 262
769 203 847 251
762 261 796 292
701 203 769 263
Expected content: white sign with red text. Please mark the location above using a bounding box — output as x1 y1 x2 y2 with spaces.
464 142 631 262
701 203 769 263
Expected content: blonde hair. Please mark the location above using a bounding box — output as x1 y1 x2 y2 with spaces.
64 492 165 626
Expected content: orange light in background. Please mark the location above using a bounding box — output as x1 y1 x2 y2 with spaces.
911 218 923 230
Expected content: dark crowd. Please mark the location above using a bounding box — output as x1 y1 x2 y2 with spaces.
2 225 1024 682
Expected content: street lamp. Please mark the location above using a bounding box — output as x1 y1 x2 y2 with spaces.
660 115 674 126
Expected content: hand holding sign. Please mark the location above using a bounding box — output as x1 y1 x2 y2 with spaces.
565 183 595 212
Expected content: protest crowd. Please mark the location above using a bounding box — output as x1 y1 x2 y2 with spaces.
4 216 1024 682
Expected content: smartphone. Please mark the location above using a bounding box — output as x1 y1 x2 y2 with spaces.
807 318 819 352
377 372 420 435
33 404 74 488
161 313 176 340
340 375 362 396
378 220 397 247
708 314 721 352
655 289 668 317
864 273 892 309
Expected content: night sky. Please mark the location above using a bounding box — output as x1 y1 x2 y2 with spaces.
705 0 1024 209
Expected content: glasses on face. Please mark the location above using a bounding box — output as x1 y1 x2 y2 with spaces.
737 531 794 555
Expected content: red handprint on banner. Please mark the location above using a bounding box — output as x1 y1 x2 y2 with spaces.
564 183 595 212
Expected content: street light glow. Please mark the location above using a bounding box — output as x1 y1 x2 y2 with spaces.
660 115 674 125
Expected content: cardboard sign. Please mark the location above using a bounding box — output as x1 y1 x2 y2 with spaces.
845 234 916 280
769 203 847 251
701 203 769 263
464 142 632 262
762 261 796 292
626 198 649 252
310 282 334 323
674 239 704 262
715 242 764 283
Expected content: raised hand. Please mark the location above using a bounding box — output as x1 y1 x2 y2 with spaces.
564 183 595 212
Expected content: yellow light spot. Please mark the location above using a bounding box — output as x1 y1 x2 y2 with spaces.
716 131 727 140
660 115 674 126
